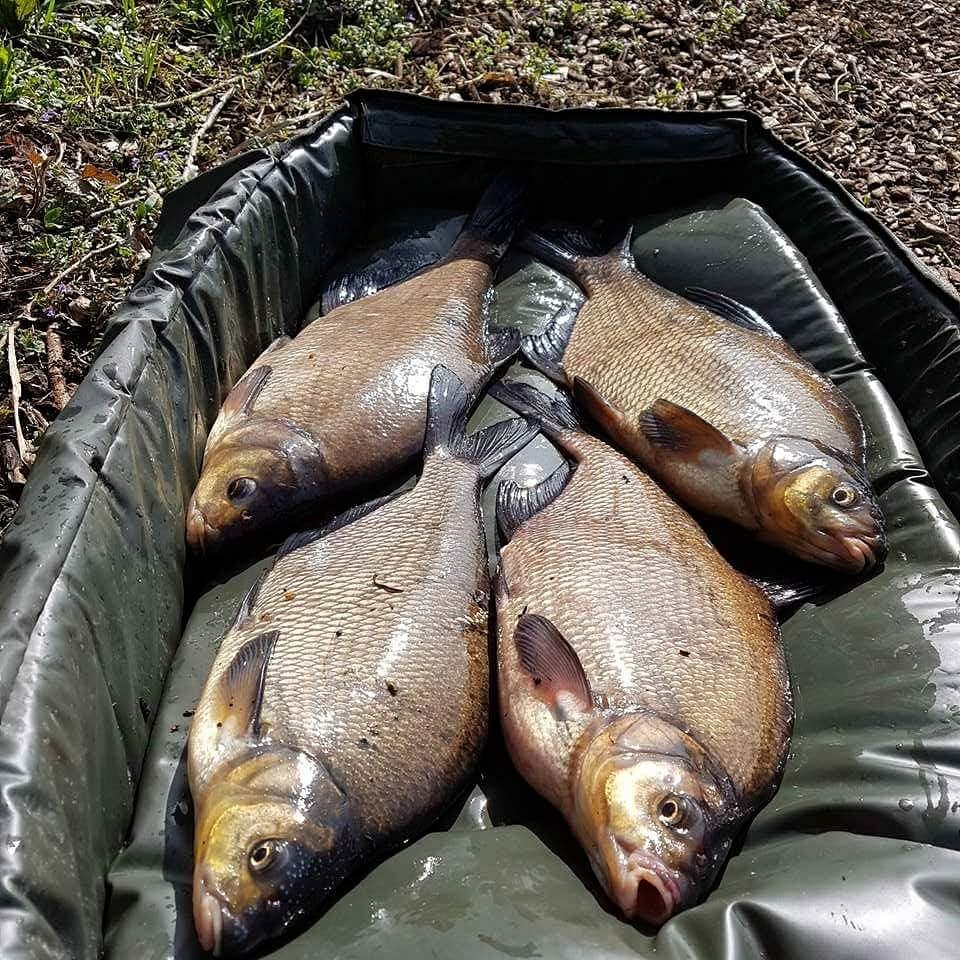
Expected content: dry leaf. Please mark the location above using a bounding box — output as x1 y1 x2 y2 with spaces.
81 164 121 187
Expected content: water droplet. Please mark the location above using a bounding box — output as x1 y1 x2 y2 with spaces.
899 798 914 811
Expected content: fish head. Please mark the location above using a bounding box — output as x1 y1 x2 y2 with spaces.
192 749 356 956
187 421 327 556
746 436 886 572
571 714 735 926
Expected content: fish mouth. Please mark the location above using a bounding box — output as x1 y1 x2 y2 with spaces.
193 874 225 956
779 522 886 573
609 851 683 925
186 500 219 555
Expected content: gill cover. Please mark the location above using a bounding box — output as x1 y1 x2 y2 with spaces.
744 435 886 571
191 633 360 956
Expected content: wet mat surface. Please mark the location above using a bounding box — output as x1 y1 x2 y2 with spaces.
103 198 960 959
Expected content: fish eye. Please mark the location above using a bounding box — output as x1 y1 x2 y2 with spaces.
248 839 279 873
658 794 688 829
227 477 257 503
831 485 858 508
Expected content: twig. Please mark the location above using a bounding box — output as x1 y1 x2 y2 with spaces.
90 195 143 222
182 86 235 183
145 76 239 111
3 322 32 466
243 4 312 60
45 325 68 412
43 239 120 295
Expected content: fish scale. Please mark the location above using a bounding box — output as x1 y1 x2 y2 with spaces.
564 270 861 456
191 460 489 836
187 170 526 556
498 430 789 798
187 364 535 956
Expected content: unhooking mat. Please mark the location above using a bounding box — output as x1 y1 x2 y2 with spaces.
2 91 960 960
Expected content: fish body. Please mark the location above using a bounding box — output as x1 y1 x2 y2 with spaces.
520 227 885 572
186 173 525 555
491 381 792 925
188 367 535 956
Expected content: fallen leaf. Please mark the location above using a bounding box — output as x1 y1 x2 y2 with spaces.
81 163 120 186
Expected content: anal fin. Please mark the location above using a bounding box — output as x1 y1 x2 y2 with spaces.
514 614 592 720
572 377 634 445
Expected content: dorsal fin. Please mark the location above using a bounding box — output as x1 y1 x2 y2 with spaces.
497 463 572 543
277 491 403 558
514 614 592 720
228 567 270 630
221 364 272 417
684 286 779 337
215 630 279 740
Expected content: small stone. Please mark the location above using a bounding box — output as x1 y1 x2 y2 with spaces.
867 172 883 188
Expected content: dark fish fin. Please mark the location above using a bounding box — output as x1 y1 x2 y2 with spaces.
222 363 272 417
228 567 270 630
571 376 634 443
684 287 779 338
277 491 403 558
521 337 568 382
514 614 592 719
487 326 522 366
462 417 539 480
454 168 527 264
639 399 739 460
322 254 441 314
754 575 831 613
496 463 572 543
518 221 633 282
487 380 581 439
217 630 279 739
424 365 537 479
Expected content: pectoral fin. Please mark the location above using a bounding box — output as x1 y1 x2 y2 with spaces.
639 399 740 464
214 630 279 741
514 614 592 720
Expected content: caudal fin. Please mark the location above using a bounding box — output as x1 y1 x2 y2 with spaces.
425 366 537 479
487 380 581 442
455 168 528 265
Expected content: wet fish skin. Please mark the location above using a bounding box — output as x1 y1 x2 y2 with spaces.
186 172 525 557
491 381 792 926
188 366 535 957
520 225 886 573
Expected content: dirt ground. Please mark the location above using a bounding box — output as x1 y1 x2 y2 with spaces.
1 0 957 540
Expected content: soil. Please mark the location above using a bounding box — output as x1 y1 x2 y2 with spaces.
1 0 957 542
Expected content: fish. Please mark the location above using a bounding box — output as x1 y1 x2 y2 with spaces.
188 365 536 956
186 171 526 556
489 379 792 926
517 224 886 573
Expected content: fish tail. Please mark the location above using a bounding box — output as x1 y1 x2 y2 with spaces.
455 168 528 264
425 365 537 480
518 220 634 287
487 380 581 442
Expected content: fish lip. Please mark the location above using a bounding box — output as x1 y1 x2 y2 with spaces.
186 501 219 555
194 879 224 956
610 851 682 925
